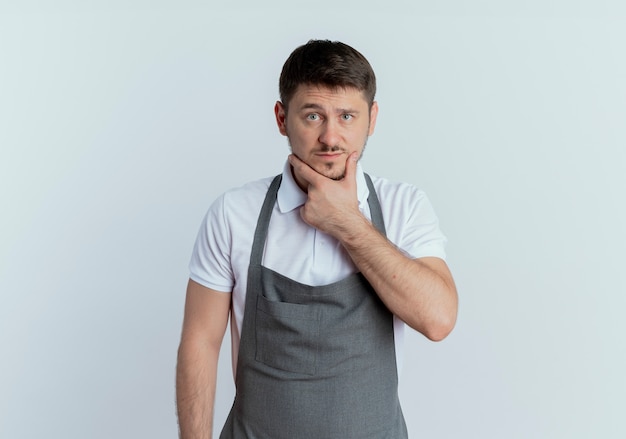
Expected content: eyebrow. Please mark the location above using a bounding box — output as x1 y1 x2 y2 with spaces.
298 103 360 114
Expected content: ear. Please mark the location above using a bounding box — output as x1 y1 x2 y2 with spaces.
274 101 288 136
368 101 379 136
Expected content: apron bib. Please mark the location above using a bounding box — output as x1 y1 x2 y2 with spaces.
220 174 408 439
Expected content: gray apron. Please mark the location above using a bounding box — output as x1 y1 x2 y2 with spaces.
220 174 408 439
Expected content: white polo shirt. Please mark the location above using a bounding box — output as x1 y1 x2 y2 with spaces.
189 161 447 375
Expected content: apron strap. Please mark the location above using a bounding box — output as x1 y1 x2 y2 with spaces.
364 173 387 237
249 175 282 267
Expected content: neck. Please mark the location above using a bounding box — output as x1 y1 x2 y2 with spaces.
290 165 309 193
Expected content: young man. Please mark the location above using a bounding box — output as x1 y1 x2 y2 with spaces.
176 40 457 439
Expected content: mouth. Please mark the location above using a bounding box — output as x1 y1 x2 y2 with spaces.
315 151 345 160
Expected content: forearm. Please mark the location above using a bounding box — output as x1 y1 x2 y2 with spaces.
339 216 457 341
176 340 219 439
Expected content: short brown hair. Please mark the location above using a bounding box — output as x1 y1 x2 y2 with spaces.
279 40 377 110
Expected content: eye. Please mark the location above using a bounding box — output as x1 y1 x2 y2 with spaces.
306 113 320 121
341 113 353 121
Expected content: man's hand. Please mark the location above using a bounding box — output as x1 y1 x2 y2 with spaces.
288 152 365 237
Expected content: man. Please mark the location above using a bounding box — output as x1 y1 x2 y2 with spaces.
176 39 457 439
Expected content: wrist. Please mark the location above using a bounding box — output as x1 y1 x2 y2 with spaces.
334 213 376 248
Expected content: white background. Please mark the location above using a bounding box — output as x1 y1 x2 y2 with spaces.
1 1 625 438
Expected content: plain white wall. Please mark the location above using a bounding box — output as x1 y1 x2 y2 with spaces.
1 1 625 438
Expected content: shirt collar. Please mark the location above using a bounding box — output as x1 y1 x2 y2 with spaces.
276 160 370 213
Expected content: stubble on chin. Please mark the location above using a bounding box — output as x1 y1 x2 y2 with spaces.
309 161 345 181
326 165 346 181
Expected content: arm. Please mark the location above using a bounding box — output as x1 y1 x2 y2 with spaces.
335 216 457 341
289 153 458 341
176 279 231 439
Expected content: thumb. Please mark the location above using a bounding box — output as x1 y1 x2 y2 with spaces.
343 152 359 182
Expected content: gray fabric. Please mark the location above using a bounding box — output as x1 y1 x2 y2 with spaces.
220 174 408 439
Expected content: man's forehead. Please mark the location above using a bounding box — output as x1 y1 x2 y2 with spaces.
289 84 369 107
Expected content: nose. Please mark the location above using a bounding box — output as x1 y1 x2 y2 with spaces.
318 119 341 147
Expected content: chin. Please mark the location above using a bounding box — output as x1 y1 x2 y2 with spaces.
317 165 346 181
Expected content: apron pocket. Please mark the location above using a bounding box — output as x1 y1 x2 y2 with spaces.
255 295 320 376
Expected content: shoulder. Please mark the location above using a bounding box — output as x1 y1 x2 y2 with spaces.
213 175 277 213
223 175 276 200
199 175 277 236
367 174 429 208
367 174 447 259
367 173 441 231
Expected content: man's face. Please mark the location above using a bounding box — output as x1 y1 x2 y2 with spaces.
275 84 378 183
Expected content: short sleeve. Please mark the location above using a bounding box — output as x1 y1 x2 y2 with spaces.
395 186 448 261
188 194 234 292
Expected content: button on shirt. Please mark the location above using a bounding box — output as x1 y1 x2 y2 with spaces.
189 161 447 375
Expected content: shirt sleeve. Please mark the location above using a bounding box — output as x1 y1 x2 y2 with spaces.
396 186 448 261
188 194 234 292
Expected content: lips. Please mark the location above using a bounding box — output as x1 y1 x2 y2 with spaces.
315 150 345 159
